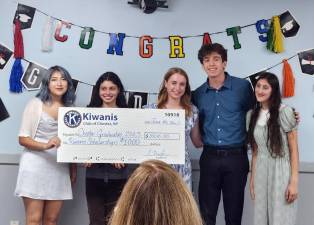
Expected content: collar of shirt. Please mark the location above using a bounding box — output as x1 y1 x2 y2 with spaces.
204 72 232 93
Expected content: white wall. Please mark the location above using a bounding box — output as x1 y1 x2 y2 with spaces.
1 0 314 224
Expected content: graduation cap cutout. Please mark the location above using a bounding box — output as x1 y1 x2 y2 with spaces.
128 0 168 14
298 49 314 75
127 91 148 108
279 11 300 37
0 44 13 69
72 79 79 92
0 98 10 122
247 71 265 89
13 3 36 30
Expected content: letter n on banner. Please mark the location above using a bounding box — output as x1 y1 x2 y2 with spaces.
107 33 126 56
169 36 185 58
21 62 48 91
127 91 148 108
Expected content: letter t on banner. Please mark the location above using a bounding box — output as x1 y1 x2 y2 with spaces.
226 26 242 49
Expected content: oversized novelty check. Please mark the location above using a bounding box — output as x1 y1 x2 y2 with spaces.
57 107 185 164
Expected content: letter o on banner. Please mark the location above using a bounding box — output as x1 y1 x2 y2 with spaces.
79 27 95 49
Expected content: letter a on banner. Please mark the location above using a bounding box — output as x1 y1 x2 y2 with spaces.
169 36 185 58
203 33 212 45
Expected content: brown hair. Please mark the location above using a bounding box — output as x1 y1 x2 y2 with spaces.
109 160 203 225
157 67 192 117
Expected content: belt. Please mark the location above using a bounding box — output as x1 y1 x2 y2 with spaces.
203 145 247 156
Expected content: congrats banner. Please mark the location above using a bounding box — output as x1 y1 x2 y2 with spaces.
13 3 300 58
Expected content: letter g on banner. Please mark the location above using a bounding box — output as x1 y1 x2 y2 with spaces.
21 63 48 91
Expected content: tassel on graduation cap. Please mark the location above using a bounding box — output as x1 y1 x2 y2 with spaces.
14 19 24 58
282 59 295 98
10 19 24 93
9 58 24 93
267 16 284 53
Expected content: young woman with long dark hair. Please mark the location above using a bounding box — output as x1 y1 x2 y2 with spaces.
247 72 299 225
85 72 134 225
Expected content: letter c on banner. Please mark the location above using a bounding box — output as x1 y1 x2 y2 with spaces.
55 21 72 42
139 36 153 58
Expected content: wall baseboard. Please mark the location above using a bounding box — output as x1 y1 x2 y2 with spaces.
1 153 314 173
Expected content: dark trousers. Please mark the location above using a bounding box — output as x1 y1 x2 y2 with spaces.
198 147 249 225
85 178 126 225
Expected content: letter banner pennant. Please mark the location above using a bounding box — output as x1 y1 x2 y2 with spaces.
13 3 36 30
127 91 148 108
0 97 10 122
0 44 13 70
298 49 314 75
21 62 48 91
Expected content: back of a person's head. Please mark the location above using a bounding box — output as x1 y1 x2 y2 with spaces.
109 160 203 225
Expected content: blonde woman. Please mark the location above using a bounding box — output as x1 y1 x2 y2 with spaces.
109 160 204 225
144 67 202 189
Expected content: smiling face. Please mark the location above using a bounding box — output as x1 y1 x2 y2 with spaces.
255 78 272 105
164 73 187 101
202 52 226 80
48 71 68 99
99 80 119 107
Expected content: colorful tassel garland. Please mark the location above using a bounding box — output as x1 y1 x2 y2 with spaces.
282 59 295 98
14 19 24 58
9 59 24 93
42 16 55 52
266 16 284 53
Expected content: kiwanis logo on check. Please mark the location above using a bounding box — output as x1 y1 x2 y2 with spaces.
63 109 119 128
63 110 82 128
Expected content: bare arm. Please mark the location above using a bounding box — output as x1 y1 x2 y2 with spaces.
190 118 203 148
19 136 60 151
286 129 299 203
250 144 257 200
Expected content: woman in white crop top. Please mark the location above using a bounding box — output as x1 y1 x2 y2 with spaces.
15 66 76 225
